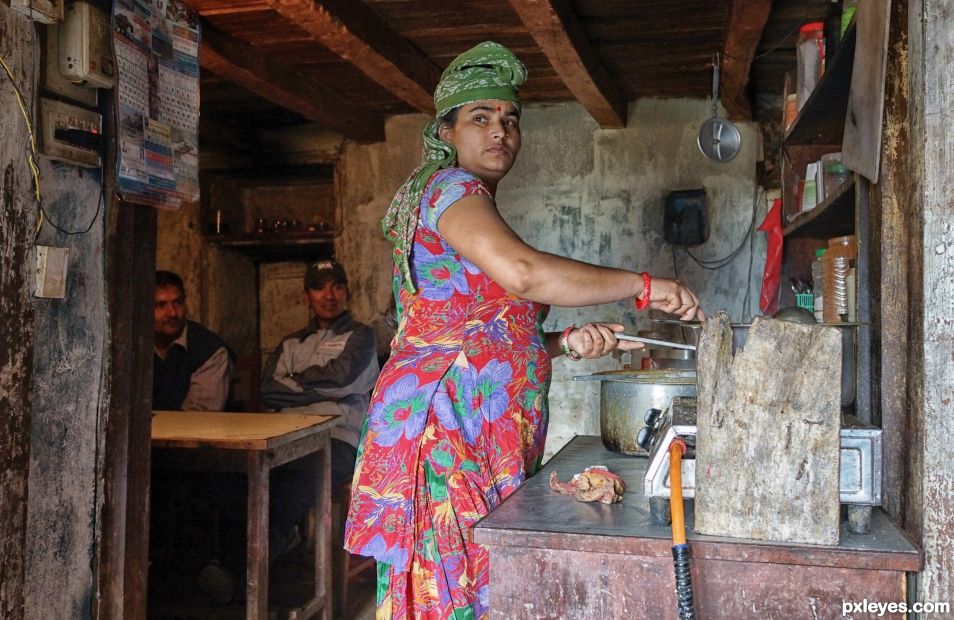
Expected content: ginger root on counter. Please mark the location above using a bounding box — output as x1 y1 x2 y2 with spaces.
549 465 627 504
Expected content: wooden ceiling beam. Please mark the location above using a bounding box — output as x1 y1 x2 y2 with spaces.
263 0 441 113
720 0 772 120
199 25 384 142
507 0 627 128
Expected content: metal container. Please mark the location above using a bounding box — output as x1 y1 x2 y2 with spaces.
714 322 857 407
574 369 697 456
649 348 696 370
679 320 857 406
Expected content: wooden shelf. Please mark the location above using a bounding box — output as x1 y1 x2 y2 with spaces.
206 231 334 261
784 22 857 146
783 175 855 238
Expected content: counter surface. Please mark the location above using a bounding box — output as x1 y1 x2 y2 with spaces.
474 435 920 571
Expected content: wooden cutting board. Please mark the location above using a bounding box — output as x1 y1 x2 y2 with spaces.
694 312 842 546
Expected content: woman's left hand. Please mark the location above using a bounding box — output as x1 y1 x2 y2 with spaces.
566 323 644 359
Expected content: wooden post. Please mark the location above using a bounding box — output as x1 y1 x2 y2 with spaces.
907 0 954 602
0 7 38 619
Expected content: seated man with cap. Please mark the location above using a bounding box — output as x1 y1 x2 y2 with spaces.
261 258 380 489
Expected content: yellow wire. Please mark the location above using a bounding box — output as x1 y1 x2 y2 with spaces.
0 52 43 206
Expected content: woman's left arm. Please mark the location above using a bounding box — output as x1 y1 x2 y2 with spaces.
545 322 645 360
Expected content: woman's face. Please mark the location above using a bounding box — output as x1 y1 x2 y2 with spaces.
438 100 521 187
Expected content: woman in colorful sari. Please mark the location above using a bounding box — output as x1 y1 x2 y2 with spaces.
345 41 704 619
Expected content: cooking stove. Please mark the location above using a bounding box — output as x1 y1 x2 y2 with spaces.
641 396 883 533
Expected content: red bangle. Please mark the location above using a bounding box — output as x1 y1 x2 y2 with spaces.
635 272 651 310
560 325 582 361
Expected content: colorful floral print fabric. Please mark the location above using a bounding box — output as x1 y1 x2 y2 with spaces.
345 167 551 619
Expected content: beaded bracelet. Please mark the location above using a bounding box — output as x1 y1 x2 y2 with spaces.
560 325 583 361
635 272 652 310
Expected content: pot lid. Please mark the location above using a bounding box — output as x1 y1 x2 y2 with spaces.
697 116 742 162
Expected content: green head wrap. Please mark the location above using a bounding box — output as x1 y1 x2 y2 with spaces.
382 41 527 294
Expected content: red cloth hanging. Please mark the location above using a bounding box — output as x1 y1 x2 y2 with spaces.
757 198 783 315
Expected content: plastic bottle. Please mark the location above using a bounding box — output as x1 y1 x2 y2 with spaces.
812 248 826 322
821 152 849 197
822 235 857 323
796 22 826 111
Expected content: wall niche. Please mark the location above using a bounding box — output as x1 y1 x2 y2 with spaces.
202 163 337 261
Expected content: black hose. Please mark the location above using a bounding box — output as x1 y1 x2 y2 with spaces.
672 543 696 619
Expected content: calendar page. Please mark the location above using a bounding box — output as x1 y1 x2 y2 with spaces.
113 0 199 208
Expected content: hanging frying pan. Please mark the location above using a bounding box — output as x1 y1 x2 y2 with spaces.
697 53 742 163
697 116 742 162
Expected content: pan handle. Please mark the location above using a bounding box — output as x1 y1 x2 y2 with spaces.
615 334 696 351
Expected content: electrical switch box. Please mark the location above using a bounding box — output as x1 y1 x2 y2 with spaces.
59 0 116 89
36 245 70 299
663 189 708 247
39 98 103 168
10 0 64 25
42 24 99 107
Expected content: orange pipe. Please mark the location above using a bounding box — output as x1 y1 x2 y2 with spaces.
669 439 688 545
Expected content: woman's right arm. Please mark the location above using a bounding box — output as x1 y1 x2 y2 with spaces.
437 194 703 319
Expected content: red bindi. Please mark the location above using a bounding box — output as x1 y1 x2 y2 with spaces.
496 105 501 112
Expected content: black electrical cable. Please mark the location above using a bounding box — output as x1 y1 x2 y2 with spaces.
742 194 758 321
682 184 762 271
39 174 105 236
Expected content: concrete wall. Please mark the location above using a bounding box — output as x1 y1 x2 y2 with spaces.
0 6 109 615
337 100 765 457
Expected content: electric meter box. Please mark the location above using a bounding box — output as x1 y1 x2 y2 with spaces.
59 1 116 89
10 0 64 24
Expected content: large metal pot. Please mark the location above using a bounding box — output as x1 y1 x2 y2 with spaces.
575 369 697 456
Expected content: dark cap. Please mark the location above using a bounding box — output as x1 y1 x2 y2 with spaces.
304 259 348 289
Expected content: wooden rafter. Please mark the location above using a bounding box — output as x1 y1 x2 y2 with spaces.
507 0 626 128
720 0 772 120
199 26 384 143
264 0 441 113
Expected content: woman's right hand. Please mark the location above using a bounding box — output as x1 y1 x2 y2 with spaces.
646 277 705 321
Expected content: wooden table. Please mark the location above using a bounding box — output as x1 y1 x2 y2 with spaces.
474 435 922 619
152 411 339 620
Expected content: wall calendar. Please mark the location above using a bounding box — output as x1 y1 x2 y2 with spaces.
113 0 199 208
